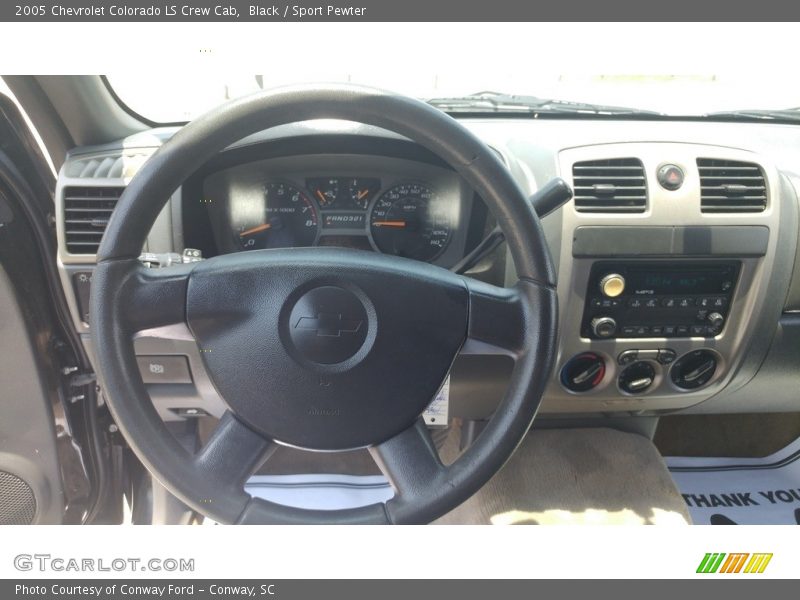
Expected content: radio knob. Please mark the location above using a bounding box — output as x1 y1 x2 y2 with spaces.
591 316 617 338
599 273 626 298
707 312 724 333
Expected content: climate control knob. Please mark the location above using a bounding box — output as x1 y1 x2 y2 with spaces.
671 350 719 390
618 361 656 395
591 316 617 338
561 352 606 393
599 273 626 298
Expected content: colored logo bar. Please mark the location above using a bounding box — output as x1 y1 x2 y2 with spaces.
697 553 772 574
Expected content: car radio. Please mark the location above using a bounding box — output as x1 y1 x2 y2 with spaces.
580 261 740 339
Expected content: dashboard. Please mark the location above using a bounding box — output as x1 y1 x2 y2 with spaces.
184 153 484 269
54 117 800 426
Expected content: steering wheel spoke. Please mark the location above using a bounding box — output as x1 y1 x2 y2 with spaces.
107 261 194 333
194 412 276 489
461 279 531 356
370 419 445 509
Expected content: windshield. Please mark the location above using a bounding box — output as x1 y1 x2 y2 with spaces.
104 22 800 124
108 72 800 123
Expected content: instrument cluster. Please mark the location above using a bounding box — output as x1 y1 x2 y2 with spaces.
230 175 458 262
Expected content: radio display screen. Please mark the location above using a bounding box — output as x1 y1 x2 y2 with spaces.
628 266 735 295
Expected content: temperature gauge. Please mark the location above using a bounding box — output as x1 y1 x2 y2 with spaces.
308 177 339 208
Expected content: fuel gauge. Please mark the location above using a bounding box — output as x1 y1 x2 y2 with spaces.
346 177 381 210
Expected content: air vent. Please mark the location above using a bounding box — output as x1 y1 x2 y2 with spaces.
698 159 767 213
572 158 647 213
63 186 123 254
65 153 151 179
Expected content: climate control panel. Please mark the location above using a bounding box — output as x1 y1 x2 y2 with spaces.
581 261 740 340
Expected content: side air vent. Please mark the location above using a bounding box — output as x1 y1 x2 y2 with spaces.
63 186 123 254
64 153 151 179
698 158 767 213
572 158 647 213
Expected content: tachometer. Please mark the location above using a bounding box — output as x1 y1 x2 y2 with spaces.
236 182 318 250
369 183 453 262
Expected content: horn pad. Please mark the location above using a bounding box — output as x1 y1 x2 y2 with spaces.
185 248 469 450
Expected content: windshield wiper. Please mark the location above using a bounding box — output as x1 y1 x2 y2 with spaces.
704 108 800 123
427 92 663 116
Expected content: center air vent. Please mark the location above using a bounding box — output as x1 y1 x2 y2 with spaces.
63 186 123 254
698 158 767 213
572 158 647 213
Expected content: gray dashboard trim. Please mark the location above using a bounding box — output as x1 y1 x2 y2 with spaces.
573 225 770 257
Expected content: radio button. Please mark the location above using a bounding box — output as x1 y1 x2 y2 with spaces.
650 325 664 335
696 297 709 308
600 274 626 298
676 325 690 336
628 298 643 308
657 349 677 365
663 325 677 336
634 326 650 337
690 325 708 336
621 325 637 337
591 297 622 309
711 297 727 308
662 297 677 308
678 298 693 308
644 298 659 309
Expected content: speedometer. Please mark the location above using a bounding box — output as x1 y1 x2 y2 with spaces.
236 182 318 250
369 183 453 262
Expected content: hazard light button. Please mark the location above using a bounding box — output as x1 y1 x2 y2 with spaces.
657 164 684 191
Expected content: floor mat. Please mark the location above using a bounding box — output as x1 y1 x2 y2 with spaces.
667 437 800 525
436 427 691 525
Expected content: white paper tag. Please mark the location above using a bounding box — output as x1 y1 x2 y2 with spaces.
423 376 449 428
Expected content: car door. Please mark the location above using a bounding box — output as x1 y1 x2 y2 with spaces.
0 89 99 525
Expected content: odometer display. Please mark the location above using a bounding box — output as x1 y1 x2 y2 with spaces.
369 183 453 262
236 182 318 250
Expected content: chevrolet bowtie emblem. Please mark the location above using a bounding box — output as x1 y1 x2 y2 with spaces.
294 313 363 337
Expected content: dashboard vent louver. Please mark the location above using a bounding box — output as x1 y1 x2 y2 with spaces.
65 153 151 180
63 186 123 254
698 158 767 213
572 158 647 213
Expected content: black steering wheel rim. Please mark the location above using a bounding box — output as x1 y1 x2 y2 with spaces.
90 84 558 524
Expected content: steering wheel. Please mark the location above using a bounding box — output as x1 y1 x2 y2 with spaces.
90 85 557 524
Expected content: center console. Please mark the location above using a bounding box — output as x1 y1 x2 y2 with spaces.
539 142 784 414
